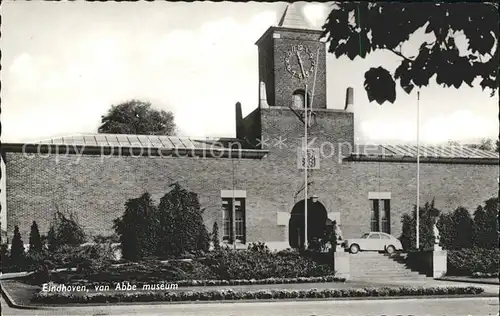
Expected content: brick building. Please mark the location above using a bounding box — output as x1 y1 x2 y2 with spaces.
1 5 498 249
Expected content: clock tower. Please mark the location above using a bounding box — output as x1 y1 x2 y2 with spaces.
255 3 327 109
236 3 353 153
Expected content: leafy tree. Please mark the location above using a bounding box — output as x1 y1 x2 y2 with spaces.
156 183 209 257
472 205 489 248
437 212 455 250
481 197 499 249
451 207 474 249
28 221 43 254
46 226 58 253
48 209 86 248
98 100 176 135
10 226 25 270
113 193 159 261
399 200 439 250
466 138 494 151
212 222 221 251
322 2 499 104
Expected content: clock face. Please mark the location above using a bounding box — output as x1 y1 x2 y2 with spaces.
284 44 316 80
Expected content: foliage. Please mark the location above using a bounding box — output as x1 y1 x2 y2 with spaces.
92 234 120 244
113 193 159 261
0 243 10 271
474 197 499 249
204 247 332 280
28 221 43 254
212 222 220 251
399 200 439 250
466 138 495 151
450 207 474 249
48 209 86 248
10 225 25 270
247 241 270 253
114 184 210 260
401 197 498 251
322 2 499 104
155 183 209 257
98 99 176 135
33 286 484 304
447 248 500 276
436 212 454 250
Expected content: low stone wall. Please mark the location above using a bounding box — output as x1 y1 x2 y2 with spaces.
406 250 447 278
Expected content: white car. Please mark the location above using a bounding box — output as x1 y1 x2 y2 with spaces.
343 232 403 254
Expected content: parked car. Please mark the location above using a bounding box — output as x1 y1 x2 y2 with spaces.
343 232 403 254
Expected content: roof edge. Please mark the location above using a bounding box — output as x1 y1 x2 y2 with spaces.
1 143 269 160
344 155 499 165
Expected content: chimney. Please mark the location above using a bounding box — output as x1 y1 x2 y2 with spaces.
344 87 354 112
259 81 270 108
235 102 244 139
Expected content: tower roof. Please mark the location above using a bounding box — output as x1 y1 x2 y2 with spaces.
277 3 311 30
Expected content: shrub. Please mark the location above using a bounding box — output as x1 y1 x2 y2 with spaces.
204 247 332 280
28 221 43 254
92 234 120 244
473 198 499 249
450 207 473 249
10 225 26 271
399 200 438 250
155 183 209 257
437 213 454 250
0 243 10 271
400 197 498 251
247 241 270 253
114 184 210 260
113 193 159 261
447 248 500 276
47 209 86 250
212 222 220 251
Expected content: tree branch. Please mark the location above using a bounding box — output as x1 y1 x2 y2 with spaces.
389 46 415 62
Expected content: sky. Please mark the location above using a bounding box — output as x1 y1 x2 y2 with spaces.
1 1 498 145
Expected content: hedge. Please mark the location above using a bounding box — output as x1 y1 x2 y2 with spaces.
63 275 345 288
447 248 500 276
33 286 484 304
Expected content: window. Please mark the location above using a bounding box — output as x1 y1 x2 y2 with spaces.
292 89 311 108
380 233 390 239
222 197 246 243
381 199 391 234
369 233 381 239
370 197 391 234
370 199 380 232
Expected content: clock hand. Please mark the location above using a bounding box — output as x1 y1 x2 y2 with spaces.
296 51 306 78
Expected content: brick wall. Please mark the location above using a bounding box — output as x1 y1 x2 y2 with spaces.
5 148 498 244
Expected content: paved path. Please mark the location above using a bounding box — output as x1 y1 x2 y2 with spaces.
1 294 498 316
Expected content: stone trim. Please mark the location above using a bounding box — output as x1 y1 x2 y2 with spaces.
368 192 391 200
221 190 247 198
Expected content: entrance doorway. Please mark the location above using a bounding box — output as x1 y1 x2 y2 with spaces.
288 198 328 248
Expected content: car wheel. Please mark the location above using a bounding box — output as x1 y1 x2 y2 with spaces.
350 244 360 254
386 245 396 254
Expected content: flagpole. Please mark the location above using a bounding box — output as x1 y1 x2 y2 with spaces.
416 90 420 250
310 47 320 121
304 83 308 249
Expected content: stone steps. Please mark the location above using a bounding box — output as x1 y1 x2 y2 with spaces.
348 252 430 281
